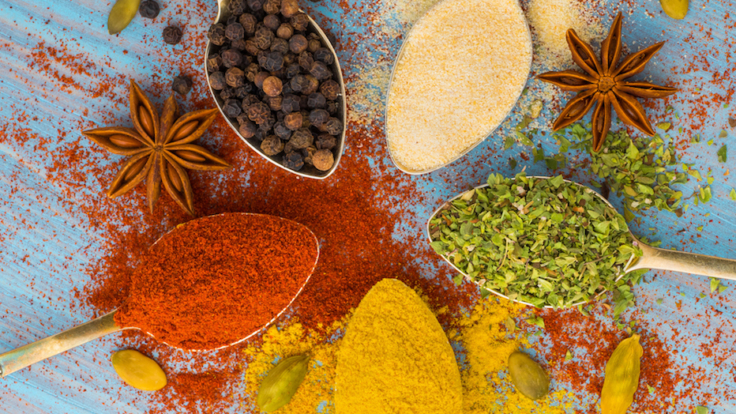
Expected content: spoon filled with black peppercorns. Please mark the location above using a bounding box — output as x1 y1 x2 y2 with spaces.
205 0 346 178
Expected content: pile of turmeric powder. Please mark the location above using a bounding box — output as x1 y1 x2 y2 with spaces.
240 287 575 413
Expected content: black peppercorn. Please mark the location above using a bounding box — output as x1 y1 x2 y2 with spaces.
291 13 310 31
220 88 235 100
303 146 317 165
308 39 321 53
239 14 258 34
290 74 309 93
281 0 299 18
282 151 304 171
260 114 276 131
270 38 289 55
313 149 334 171
314 48 334 64
207 54 222 72
263 0 280 14
225 23 245 41
282 94 300 113
299 109 311 128
262 76 283 97
289 35 308 54
309 109 330 127
285 64 300 80
284 112 303 130
289 128 314 149
283 53 296 65
139 0 160 19
282 82 294 96
209 71 227 90
172 75 192 95
263 14 281 31
247 0 265 11
276 23 294 39
254 27 274 50
260 51 284 72
241 94 261 108
320 79 339 100
308 32 320 40
307 92 326 109
231 38 248 51
236 112 250 125
163 26 183 45
225 67 246 88
245 63 260 82
254 71 270 89
274 121 292 139
223 99 243 118
247 102 271 124
221 49 243 68
267 95 283 111
283 140 296 155
239 120 258 139
229 0 247 14
309 61 331 81
235 85 252 98
324 117 342 135
316 134 336 150
261 135 284 156
245 40 261 56
326 100 339 115
208 23 227 46
302 74 319 94
298 51 314 71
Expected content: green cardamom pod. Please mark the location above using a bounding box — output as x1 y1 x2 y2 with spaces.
257 354 309 412
508 351 550 400
601 334 643 414
660 0 689 20
108 0 141 35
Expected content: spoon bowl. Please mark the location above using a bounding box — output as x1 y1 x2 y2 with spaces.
0 213 319 377
205 0 347 179
427 176 736 308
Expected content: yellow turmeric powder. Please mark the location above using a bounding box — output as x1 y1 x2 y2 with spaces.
335 278 463 414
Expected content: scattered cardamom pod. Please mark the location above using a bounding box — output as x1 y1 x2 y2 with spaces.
111 349 167 391
508 351 550 400
257 354 309 412
601 334 643 414
660 0 688 20
108 0 142 35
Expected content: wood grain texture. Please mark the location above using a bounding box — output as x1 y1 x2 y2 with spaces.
0 0 735 412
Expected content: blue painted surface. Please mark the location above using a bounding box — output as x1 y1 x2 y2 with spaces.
0 0 735 412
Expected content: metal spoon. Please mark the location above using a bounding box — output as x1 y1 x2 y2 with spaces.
384 0 532 175
427 176 736 308
205 0 347 179
0 213 320 378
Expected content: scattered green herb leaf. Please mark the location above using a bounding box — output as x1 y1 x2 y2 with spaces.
565 350 573 361
695 406 709 414
718 144 728 163
719 130 728 138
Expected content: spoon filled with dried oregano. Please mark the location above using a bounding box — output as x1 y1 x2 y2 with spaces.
427 172 736 309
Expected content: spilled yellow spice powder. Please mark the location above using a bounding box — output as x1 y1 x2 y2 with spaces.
241 285 575 413
451 298 575 413
241 317 348 413
335 279 462 413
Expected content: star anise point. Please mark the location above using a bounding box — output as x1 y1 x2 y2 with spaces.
538 13 678 152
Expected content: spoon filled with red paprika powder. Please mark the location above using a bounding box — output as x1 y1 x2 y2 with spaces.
0 213 320 377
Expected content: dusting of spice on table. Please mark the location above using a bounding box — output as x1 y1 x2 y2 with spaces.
1 0 735 410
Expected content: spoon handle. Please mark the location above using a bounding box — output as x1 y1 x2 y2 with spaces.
629 243 736 281
0 311 121 378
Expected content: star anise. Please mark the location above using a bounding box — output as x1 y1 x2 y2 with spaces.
537 13 678 152
83 80 231 215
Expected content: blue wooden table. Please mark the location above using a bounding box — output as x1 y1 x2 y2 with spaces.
1 0 735 412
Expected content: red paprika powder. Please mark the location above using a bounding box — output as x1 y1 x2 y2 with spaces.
114 213 319 350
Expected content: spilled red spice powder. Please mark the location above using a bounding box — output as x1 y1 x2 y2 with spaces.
115 213 319 350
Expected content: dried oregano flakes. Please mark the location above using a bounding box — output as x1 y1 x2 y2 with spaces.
429 172 643 309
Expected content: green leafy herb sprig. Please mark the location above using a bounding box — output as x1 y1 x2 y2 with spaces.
429 172 643 310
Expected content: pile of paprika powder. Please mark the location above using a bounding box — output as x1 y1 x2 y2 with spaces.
115 213 319 350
